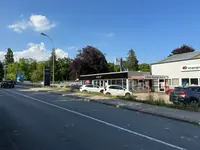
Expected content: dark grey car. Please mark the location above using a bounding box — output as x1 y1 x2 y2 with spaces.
169 86 200 105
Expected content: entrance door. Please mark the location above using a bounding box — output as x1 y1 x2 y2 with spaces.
159 79 165 92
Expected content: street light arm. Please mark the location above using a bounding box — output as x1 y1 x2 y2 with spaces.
41 33 55 50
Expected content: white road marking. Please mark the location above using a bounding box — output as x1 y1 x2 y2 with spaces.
6 90 186 150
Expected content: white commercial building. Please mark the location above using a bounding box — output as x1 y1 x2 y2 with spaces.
151 51 200 90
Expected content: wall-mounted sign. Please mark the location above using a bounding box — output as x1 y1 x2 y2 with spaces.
144 75 168 79
85 80 90 84
96 76 102 79
181 65 200 72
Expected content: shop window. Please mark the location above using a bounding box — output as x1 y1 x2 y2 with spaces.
116 79 122 86
112 80 116 85
108 80 112 85
190 78 198 85
166 79 171 86
123 79 127 88
172 78 179 86
182 78 189 86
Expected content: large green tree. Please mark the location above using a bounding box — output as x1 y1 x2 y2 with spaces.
126 49 139 71
56 58 71 81
139 63 150 72
31 62 45 82
5 48 14 65
0 61 4 81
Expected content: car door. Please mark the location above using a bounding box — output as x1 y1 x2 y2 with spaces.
85 84 94 92
93 85 100 92
115 86 125 96
108 86 118 96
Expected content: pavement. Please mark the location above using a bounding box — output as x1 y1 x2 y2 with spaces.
0 87 200 150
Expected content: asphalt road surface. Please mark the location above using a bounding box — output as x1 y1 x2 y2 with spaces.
0 88 200 150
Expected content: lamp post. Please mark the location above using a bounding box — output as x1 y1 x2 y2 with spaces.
41 33 55 86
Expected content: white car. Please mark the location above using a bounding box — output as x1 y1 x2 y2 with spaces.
80 84 104 93
103 85 132 97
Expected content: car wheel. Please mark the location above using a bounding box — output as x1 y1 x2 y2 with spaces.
100 90 104 93
125 93 131 98
106 92 111 96
190 100 198 106
83 90 88 92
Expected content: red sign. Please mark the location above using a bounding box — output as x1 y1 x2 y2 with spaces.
85 80 90 84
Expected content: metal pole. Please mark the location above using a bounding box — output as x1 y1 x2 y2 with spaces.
53 48 55 86
41 33 55 87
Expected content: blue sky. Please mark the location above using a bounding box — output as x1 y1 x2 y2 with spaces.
1 0 200 63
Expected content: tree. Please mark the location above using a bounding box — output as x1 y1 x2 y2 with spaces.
48 49 57 81
5 48 14 65
171 45 195 55
6 62 18 80
31 62 45 82
126 49 139 71
139 63 150 72
107 62 115 72
56 58 71 81
70 45 108 79
0 61 3 81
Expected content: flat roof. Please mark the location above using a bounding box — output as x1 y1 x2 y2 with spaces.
80 71 128 77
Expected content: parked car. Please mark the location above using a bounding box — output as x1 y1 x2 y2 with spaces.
165 88 174 95
0 80 15 88
80 84 104 93
169 86 200 105
103 85 132 97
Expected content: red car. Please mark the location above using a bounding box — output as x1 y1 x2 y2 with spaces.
165 88 174 95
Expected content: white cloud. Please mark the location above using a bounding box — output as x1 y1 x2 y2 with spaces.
0 51 5 62
29 15 56 32
55 49 68 58
8 20 29 33
0 43 68 62
106 33 115 37
8 14 56 33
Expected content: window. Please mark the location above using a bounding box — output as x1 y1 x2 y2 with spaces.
116 86 124 90
86 85 93 87
182 78 189 86
123 79 127 88
112 80 116 85
190 78 198 85
108 80 112 85
109 86 117 89
172 78 179 86
93 85 99 88
116 79 122 86
166 79 172 86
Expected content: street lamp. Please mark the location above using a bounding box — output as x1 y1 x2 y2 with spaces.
41 32 55 86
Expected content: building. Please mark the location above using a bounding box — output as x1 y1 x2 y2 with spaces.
79 71 168 92
151 51 200 89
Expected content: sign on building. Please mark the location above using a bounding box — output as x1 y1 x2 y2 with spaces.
181 65 200 72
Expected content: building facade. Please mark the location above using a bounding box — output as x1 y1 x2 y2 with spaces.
151 52 200 88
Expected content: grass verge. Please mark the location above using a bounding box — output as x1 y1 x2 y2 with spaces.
73 91 200 112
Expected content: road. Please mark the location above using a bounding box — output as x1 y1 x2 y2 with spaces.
0 88 200 150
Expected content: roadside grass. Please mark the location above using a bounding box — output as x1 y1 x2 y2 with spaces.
76 91 200 112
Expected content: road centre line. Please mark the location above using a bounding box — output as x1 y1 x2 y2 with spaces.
5 89 186 150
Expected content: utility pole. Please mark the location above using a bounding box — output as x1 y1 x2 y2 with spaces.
41 33 55 86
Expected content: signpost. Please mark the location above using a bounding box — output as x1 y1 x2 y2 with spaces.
43 66 50 86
